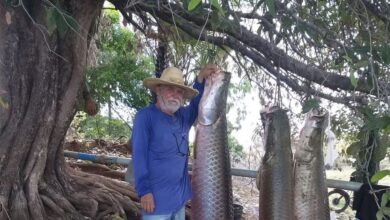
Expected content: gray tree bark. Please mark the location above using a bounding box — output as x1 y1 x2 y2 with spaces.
0 1 139 219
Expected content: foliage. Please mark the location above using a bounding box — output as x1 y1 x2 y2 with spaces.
227 121 245 162
188 0 201 11
371 170 390 184
87 9 153 111
330 108 361 140
345 107 390 183
72 112 130 140
187 0 224 16
228 134 245 162
376 191 390 220
302 98 320 113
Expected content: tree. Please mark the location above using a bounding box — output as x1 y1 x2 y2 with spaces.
0 1 139 219
1 0 390 219
87 9 153 111
84 9 153 137
73 113 131 140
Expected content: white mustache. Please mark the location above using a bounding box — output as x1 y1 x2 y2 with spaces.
165 97 180 105
159 96 182 114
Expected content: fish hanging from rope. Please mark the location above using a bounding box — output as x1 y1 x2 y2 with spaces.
294 108 330 220
258 106 294 220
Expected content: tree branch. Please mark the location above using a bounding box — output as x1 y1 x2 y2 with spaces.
121 1 379 93
128 5 368 105
361 0 390 24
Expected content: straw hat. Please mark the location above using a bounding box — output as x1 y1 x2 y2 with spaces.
143 67 199 99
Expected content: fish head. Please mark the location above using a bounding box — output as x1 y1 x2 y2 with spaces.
261 107 291 152
296 108 329 161
198 71 231 125
305 108 329 131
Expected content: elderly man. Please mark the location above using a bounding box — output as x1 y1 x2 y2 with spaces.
131 65 220 220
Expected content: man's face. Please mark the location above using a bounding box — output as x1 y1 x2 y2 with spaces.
156 85 184 114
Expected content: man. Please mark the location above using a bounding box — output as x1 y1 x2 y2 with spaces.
131 65 220 219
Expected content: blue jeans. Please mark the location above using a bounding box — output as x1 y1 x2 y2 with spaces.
143 206 185 220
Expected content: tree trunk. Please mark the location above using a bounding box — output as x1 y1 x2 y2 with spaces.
0 1 139 219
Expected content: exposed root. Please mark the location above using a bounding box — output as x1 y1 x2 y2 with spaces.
39 181 85 219
96 208 116 219
40 194 65 216
0 200 11 220
37 167 141 220
67 192 99 217
69 162 126 181
64 168 141 219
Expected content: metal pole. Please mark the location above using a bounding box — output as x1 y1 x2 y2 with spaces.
64 150 363 191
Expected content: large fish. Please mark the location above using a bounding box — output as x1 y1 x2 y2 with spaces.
258 107 294 220
191 71 233 220
294 109 330 220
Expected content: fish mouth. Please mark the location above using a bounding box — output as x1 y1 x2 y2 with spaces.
198 72 231 126
306 108 329 128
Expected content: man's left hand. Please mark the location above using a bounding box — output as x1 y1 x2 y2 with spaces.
197 64 222 83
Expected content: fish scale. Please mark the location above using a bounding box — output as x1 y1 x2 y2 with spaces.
191 71 233 220
293 109 330 220
258 107 294 220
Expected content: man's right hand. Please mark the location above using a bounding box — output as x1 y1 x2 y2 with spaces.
140 193 155 213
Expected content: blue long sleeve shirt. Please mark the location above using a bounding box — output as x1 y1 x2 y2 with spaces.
131 80 205 215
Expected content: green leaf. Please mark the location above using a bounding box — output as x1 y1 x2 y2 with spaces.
344 55 352 63
265 0 276 16
372 132 390 163
377 210 385 220
381 193 389 209
210 0 225 16
346 142 361 156
371 170 390 183
381 206 390 216
281 17 293 29
381 192 390 208
372 142 387 163
302 99 320 113
188 0 201 11
350 70 358 88
211 0 220 9
354 60 369 69
381 45 390 65
209 12 221 29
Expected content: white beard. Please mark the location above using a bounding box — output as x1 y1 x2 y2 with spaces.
158 96 181 114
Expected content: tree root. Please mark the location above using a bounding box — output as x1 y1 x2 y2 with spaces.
67 165 195 220
37 167 141 220
67 168 141 219
69 162 126 181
